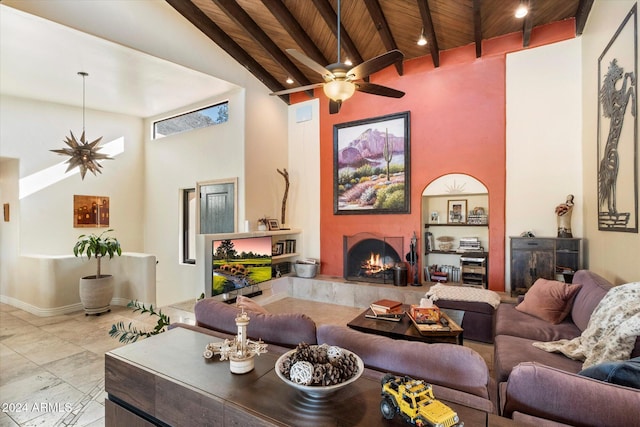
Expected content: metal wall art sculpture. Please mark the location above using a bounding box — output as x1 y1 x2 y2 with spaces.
597 5 638 233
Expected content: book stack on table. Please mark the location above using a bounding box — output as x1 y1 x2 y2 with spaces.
366 299 404 322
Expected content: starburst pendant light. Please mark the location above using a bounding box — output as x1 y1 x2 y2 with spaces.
51 72 111 180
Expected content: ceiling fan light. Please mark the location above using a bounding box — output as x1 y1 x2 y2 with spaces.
323 80 355 102
417 28 427 46
515 4 528 18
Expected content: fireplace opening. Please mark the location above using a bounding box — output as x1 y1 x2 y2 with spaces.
343 233 403 283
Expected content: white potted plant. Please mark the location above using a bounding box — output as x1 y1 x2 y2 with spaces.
74 229 122 315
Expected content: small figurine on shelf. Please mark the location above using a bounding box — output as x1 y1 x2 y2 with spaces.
555 194 574 238
203 308 268 374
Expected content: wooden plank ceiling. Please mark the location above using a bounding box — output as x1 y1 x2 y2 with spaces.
166 0 593 103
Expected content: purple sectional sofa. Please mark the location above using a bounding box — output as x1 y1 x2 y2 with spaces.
494 270 640 426
171 297 495 414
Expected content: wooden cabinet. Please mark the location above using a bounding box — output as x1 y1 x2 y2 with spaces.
510 237 582 296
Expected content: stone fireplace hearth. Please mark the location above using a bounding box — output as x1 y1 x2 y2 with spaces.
343 233 403 284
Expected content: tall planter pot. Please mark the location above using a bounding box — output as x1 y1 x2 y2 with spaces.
79 275 114 315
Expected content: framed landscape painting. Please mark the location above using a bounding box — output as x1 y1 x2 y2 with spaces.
333 111 410 214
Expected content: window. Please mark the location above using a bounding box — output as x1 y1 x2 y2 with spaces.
153 101 228 139
182 188 196 264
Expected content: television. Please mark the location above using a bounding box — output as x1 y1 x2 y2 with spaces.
211 236 272 297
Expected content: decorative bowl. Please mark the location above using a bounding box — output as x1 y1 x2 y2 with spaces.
275 345 364 399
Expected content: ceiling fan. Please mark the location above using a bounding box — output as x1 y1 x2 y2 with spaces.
270 0 405 114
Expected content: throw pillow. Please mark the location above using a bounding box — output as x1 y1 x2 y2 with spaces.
578 357 640 389
236 295 269 314
516 278 582 324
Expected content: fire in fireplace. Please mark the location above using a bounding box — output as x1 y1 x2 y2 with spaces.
343 233 403 283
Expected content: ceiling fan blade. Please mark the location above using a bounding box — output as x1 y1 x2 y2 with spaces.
355 82 405 98
270 82 324 96
329 100 342 114
286 49 332 78
347 49 404 81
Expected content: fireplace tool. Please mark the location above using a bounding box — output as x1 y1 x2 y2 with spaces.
406 232 420 286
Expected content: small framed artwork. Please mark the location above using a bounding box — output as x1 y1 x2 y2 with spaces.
272 242 284 256
447 199 467 224
74 195 109 227
267 218 280 231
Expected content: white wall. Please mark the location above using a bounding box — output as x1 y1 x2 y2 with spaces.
505 38 583 289
0 95 146 311
0 1 290 309
144 90 247 306
0 96 146 254
580 0 640 284
287 99 321 261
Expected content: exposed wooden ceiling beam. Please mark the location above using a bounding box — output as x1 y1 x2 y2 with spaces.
363 0 403 75
165 0 289 103
472 0 482 58
261 0 329 67
311 0 364 66
417 0 440 68
212 0 314 96
575 0 594 36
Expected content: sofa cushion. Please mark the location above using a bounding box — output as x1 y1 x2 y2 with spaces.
502 362 640 426
494 335 583 384
570 270 613 332
515 279 582 324
578 357 640 389
317 324 491 401
194 298 317 347
495 303 581 342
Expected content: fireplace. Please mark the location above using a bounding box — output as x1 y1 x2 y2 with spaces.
343 233 404 283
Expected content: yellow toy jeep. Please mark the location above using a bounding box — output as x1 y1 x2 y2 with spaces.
380 374 462 427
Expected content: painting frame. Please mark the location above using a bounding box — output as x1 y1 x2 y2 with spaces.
597 4 638 233
74 195 109 228
447 199 467 224
267 218 280 231
333 111 410 215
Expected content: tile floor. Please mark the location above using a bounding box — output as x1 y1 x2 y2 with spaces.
0 302 195 427
0 298 494 426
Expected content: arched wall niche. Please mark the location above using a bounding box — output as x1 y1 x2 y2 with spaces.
421 173 490 287
422 173 488 196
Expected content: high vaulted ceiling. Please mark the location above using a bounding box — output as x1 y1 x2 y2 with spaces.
167 0 594 102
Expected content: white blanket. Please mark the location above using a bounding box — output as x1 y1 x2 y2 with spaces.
533 282 640 369
424 283 501 309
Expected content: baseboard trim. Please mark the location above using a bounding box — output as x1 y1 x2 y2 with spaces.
0 295 136 317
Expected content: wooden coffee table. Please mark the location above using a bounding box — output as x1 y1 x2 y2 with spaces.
347 305 464 345
105 327 485 426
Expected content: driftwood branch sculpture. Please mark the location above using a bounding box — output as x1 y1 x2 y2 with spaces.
277 168 289 225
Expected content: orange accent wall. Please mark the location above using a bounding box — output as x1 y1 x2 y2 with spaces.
292 20 575 291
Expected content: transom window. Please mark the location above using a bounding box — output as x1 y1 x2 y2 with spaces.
153 101 228 139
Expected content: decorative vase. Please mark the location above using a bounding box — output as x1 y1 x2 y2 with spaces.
79 275 114 315
258 223 267 231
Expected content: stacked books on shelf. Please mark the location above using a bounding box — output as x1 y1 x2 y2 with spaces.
366 299 404 322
